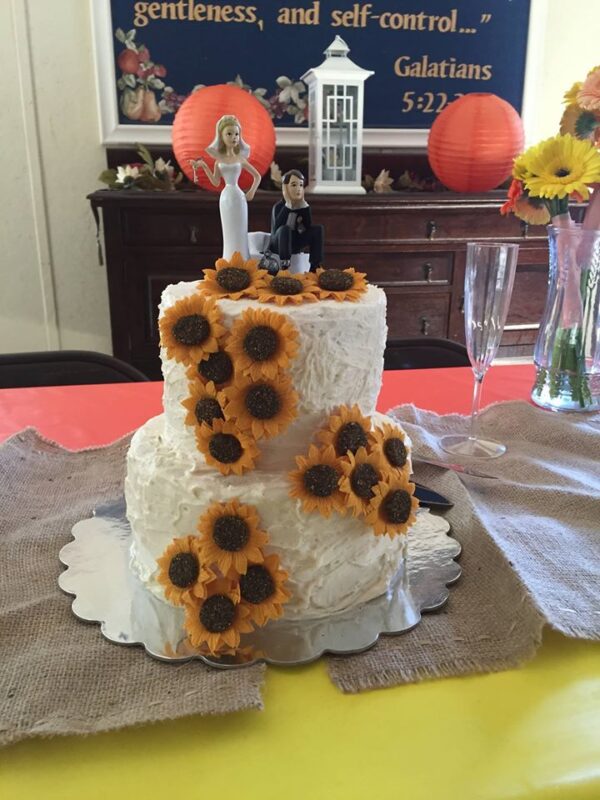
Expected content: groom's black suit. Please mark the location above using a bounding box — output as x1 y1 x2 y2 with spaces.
269 201 324 271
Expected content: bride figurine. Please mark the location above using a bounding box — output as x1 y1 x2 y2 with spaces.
190 115 261 261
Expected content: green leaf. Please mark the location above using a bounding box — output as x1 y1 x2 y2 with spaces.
124 73 137 89
115 28 126 43
136 142 154 169
98 169 117 185
126 29 136 42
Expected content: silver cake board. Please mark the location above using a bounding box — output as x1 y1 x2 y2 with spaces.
58 499 461 668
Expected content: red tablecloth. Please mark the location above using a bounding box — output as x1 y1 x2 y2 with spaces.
0 364 536 448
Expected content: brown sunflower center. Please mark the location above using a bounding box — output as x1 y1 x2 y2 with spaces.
350 463 380 499
168 552 199 589
336 422 368 456
555 167 570 178
217 267 251 293
318 269 354 292
240 564 275 604
198 351 233 384
208 433 243 464
195 397 224 426
303 464 339 497
213 515 250 551
383 437 408 468
271 276 303 295
245 384 281 419
382 489 413 524
172 314 210 346
200 594 236 632
243 325 279 361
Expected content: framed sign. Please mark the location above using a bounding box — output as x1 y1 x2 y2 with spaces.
92 0 546 147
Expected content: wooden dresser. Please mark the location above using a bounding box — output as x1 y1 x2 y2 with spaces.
88 188 554 380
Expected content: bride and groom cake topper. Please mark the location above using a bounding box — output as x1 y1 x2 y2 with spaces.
189 114 324 272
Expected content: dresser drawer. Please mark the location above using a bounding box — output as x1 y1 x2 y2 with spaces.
122 209 222 247
385 291 450 339
321 203 527 245
325 251 453 286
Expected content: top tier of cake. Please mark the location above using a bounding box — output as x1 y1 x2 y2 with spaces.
160 280 388 472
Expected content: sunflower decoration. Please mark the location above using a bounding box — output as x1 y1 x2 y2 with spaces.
365 477 419 538
186 348 235 389
257 270 319 306
338 447 390 518
288 444 345 518
197 499 268 575
227 307 300 380
195 418 260 475
181 380 225 430
317 405 372 458
220 373 298 440
184 577 254 654
159 293 226 365
368 421 411 477
199 252 267 300
156 536 215 606
523 134 600 202
239 554 291 626
313 268 368 302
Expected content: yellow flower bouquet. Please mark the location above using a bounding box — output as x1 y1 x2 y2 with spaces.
501 66 600 411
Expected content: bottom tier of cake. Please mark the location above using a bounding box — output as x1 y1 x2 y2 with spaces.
125 414 408 620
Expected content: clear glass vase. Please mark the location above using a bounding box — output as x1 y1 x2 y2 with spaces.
532 224 600 412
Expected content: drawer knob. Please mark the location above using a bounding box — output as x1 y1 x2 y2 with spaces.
189 225 200 244
423 262 433 282
426 220 437 240
420 316 431 336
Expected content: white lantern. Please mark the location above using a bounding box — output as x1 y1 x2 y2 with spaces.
301 36 373 195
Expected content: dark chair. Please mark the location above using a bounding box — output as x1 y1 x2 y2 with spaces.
0 350 150 388
384 338 470 370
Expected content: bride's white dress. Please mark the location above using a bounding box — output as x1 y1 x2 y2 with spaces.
218 162 249 260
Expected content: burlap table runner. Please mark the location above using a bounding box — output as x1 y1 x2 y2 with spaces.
0 429 265 748
328 400 599 692
2 401 598 741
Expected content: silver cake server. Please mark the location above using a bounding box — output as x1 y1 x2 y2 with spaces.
412 457 499 480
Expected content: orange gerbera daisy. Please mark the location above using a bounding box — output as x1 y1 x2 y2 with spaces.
220 373 298 440
513 194 552 226
257 270 319 305
184 577 253 654
227 307 300 380
365 478 419 538
156 536 214 606
199 252 267 300
313 268 368 301
317 405 372 458
500 179 523 216
288 444 345 518
368 421 411 476
338 447 390 518
195 418 260 475
159 293 226 365
239 554 291 626
181 380 224 430
186 348 235 389
578 68 600 112
197 499 268 575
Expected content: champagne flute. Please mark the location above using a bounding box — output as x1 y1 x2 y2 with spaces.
440 242 519 458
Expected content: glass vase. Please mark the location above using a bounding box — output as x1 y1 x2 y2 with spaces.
532 224 600 412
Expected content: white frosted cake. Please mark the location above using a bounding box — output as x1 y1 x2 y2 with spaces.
125 259 418 654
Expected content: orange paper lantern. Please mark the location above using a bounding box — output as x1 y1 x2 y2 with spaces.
172 84 276 192
427 93 524 193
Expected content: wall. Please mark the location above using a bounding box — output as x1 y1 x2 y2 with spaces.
1 0 110 355
0 0 598 357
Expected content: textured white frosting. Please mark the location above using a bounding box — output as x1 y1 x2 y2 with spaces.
160 281 388 472
126 278 413 620
125 414 406 619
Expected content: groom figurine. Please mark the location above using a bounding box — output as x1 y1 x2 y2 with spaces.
269 170 324 272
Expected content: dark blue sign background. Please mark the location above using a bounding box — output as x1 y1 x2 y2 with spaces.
110 0 531 128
